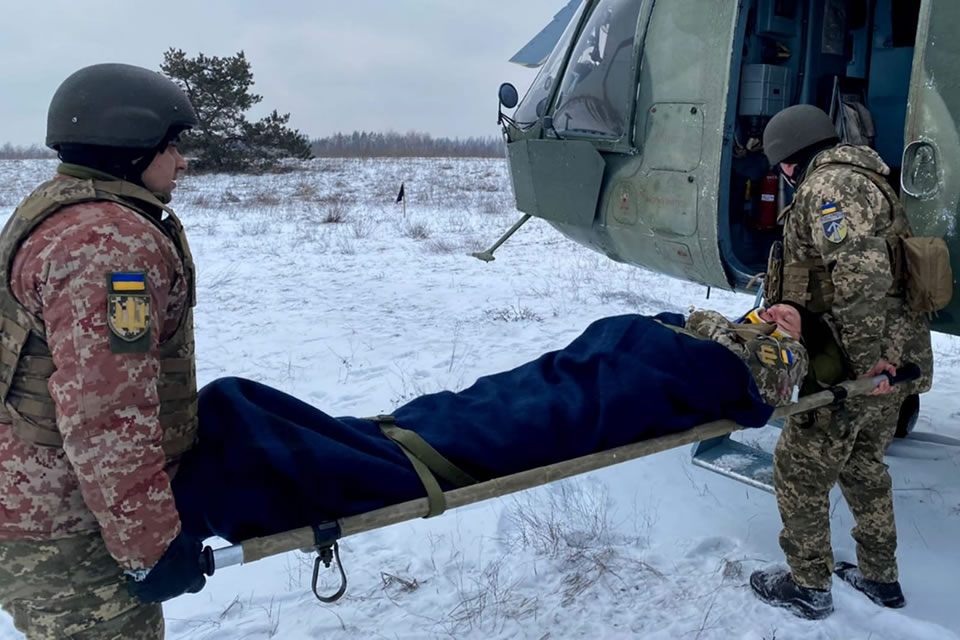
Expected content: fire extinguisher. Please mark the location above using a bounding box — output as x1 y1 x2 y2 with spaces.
757 170 779 230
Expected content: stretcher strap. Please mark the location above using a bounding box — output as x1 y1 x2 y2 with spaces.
374 415 477 518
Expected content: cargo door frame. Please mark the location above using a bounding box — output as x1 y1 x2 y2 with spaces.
902 0 960 335
603 0 742 289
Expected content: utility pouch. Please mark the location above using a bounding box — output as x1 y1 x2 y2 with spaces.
764 241 784 304
900 236 953 313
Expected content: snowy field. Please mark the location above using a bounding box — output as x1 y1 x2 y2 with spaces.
0 157 958 640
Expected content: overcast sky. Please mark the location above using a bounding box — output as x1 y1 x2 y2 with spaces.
0 0 566 146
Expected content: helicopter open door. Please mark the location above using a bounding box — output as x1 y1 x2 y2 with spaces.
503 0 742 290
902 0 960 334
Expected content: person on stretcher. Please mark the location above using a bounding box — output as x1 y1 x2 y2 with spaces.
146 306 815 602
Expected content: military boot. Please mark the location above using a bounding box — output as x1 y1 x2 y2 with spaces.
834 562 906 608
750 567 834 620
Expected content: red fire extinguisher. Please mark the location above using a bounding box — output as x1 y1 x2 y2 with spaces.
757 171 779 230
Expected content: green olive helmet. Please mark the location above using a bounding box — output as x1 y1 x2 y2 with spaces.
762 104 839 166
46 63 198 150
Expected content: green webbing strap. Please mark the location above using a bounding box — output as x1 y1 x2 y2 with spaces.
373 415 478 518
654 319 703 340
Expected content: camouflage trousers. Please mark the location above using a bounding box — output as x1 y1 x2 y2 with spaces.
0 532 163 639
773 391 901 590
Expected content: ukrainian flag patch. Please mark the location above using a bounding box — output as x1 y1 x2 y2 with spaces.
110 272 146 292
820 202 847 243
781 348 794 366
106 271 150 350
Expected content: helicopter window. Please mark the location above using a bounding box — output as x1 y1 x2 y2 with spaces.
514 1 589 128
552 0 643 139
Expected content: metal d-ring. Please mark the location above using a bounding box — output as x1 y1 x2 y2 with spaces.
311 542 347 603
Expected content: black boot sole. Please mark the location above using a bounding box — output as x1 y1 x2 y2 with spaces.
750 572 834 620
834 562 906 609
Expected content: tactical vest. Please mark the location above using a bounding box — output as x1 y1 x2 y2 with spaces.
0 176 198 459
767 162 910 314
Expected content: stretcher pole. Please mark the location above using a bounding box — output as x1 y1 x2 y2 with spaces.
202 365 920 577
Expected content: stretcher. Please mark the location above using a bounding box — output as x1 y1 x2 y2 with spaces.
198 364 921 602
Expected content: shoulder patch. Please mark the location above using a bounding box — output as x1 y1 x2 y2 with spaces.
755 342 781 368
820 202 847 243
107 272 151 352
780 347 794 366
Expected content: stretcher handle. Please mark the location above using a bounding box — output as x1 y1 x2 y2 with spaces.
879 362 921 387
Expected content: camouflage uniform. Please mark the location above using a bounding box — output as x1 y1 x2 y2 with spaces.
0 165 197 638
685 309 808 408
768 145 933 590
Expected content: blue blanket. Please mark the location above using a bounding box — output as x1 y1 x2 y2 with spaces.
172 314 773 542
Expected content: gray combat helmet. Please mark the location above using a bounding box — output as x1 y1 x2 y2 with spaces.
763 104 839 166
46 63 198 150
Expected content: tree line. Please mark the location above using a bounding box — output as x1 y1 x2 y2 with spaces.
1 50 504 169
311 132 505 158
0 143 56 160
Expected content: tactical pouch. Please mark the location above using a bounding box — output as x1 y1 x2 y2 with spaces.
781 260 834 314
0 318 61 447
764 241 784 304
900 236 953 313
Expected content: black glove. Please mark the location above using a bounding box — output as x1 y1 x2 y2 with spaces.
127 532 207 603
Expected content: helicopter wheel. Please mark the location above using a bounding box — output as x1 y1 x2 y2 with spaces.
894 393 919 439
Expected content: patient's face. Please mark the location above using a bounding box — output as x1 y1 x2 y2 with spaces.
758 304 801 340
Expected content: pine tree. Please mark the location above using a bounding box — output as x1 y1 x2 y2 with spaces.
160 49 312 172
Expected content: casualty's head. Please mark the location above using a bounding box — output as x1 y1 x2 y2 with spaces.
45 63 199 200
741 304 802 341
762 104 839 186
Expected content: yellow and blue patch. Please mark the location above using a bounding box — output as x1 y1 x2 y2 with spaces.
110 272 146 292
820 202 847 243
781 348 794 366
106 271 150 349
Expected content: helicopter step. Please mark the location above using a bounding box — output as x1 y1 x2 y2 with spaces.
692 427 960 491
690 434 776 493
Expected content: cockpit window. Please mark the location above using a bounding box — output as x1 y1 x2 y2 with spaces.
514 1 588 128
553 0 643 139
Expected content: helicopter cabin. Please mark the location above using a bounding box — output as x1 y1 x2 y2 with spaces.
503 0 959 332
726 0 922 277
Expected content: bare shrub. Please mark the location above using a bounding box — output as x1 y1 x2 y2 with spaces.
241 219 271 236
380 571 420 594
293 180 318 199
478 199 504 215
440 555 538 635
464 236 487 252
190 192 214 208
351 215 374 239
220 190 242 205
426 237 458 254
194 219 220 236
249 190 281 207
403 221 431 240
336 234 356 255
484 304 541 323
500 479 662 606
502 480 620 556
319 194 351 224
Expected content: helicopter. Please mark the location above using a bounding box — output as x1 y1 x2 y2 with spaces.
487 0 957 331
483 0 960 485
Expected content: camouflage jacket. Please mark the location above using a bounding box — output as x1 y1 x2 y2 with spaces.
0 172 195 571
685 310 807 407
779 145 932 387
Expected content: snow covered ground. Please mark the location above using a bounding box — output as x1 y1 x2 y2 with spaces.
0 157 958 639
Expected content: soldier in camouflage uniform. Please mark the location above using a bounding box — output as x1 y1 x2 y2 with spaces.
0 64 208 639
684 306 808 409
749 105 934 620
